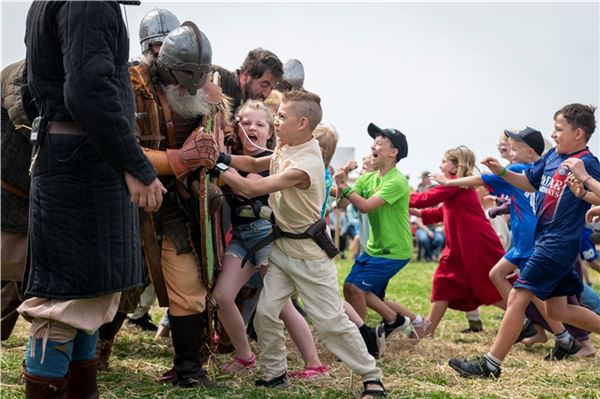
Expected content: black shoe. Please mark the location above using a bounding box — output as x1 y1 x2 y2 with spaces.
361 380 387 398
544 337 582 361
255 373 289 389
460 319 483 333
128 313 158 332
383 314 410 338
514 319 537 343
174 369 217 388
362 325 386 359
448 357 501 378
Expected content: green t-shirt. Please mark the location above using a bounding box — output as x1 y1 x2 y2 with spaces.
351 168 412 260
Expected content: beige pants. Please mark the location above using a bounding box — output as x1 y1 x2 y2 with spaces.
255 245 381 382
161 237 207 316
18 293 120 341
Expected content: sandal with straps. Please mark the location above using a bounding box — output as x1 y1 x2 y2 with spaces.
361 380 387 398
220 353 257 374
288 364 329 380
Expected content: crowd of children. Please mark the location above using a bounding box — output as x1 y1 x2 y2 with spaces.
153 98 599 396
209 95 600 394
108 96 600 399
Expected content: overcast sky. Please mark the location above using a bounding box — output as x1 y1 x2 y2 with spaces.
2 1 599 185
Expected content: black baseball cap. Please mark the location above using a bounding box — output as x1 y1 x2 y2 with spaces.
504 127 544 156
367 123 408 162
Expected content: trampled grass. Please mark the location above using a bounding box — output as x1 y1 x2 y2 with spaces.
1 258 599 398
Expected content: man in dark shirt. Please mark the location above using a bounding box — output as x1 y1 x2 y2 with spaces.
213 48 283 113
19 2 165 396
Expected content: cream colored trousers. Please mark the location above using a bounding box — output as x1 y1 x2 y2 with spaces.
255 245 382 382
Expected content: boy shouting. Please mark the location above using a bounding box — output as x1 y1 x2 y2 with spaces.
217 91 386 398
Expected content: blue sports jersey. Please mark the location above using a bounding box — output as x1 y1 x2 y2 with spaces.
580 227 599 261
482 163 537 259
525 147 600 265
321 167 333 217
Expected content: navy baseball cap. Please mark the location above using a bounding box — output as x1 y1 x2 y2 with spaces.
367 123 408 162
504 127 544 156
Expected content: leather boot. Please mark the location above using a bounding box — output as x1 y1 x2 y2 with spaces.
96 311 127 371
95 338 113 372
1 308 20 341
1 281 23 341
65 358 99 399
24 372 67 399
169 312 216 388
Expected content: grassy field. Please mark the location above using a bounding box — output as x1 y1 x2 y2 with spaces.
1 257 599 398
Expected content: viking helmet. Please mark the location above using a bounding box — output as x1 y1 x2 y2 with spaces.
155 21 212 95
283 59 305 90
139 8 180 54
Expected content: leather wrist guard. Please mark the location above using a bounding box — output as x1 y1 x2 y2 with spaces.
167 131 218 179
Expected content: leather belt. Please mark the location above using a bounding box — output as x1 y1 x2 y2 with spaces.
1 179 28 200
47 121 85 136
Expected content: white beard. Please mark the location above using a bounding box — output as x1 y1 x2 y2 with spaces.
163 84 212 118
140 52 156 66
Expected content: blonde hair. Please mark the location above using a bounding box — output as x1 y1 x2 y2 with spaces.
264 89 283 114
313 124 339 167
282 90 323 132
226 100 275 154
444 145 477 177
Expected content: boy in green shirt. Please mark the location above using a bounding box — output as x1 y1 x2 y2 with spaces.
336 123 413 338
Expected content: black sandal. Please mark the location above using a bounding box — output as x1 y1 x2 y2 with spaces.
255 373 289 389
361 379 387 398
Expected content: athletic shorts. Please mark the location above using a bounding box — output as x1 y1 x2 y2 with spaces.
503 248 529 269
513 251 582 300
344 252 409 297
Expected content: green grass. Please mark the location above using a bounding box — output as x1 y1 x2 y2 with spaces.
2 257 600 398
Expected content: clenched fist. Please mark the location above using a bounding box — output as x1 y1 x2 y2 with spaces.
166 128 219 179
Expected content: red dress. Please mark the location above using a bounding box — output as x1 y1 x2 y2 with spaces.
410 185 504 311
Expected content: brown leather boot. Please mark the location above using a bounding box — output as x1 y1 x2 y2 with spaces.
95 338 113 372
65 358 99 399
96 311 127 372
24 372 67 399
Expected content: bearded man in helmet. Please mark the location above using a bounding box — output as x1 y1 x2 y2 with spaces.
95 7 182 372
139 7 180 64
128 20 228 388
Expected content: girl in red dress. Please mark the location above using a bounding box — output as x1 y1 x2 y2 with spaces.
409 146 506 337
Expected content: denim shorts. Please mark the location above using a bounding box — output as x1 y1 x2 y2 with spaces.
225 219 273 268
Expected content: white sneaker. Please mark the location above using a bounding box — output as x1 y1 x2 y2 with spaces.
407 315 431 339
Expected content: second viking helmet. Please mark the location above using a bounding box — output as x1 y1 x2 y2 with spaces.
155 21 212 95
139 8 180 54
283 59 304 90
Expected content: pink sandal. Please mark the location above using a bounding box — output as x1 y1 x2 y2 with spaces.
220 353 257 374
288 364 329 380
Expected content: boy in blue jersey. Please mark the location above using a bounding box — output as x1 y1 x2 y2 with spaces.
435 127 591 358
448 103 600 378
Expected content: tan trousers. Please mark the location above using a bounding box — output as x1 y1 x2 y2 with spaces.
161 237 207 316
18 293 120 342
255 245 382 382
